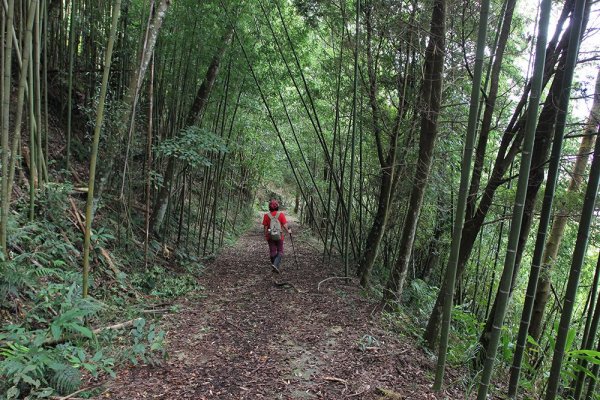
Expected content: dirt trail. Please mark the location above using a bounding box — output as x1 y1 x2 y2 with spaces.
104 217 465 399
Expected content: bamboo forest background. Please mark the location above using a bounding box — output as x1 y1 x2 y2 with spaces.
1 0 600 398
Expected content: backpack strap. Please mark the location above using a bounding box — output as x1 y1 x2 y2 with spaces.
268 212 280 220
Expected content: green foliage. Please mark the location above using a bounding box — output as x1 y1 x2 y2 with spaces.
403 279 438 322
130 265 203 298
125 318 166 366
544 325 600 387
155 126 228 169
357 334 381 351
49 364 82 396
0 335 117 398
0 324 103 398
0 182 173 399
446 307 484 365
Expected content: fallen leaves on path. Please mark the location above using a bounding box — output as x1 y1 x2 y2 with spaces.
101 219 468 399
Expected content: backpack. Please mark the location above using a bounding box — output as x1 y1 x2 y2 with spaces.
268 212 282 241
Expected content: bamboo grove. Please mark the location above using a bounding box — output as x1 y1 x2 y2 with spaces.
1 0 600 398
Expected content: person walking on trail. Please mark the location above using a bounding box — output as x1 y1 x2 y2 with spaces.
263 200 292 273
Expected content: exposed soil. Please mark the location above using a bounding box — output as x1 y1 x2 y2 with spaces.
103 217 467 399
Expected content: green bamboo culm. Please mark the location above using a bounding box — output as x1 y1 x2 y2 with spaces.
543 4 597 395
66 0 75 173
82 0 122 298
433 0 490 390
0 0 15 255
345 0 360 278
5 0 37 229
7 0 37 209
545 128 600 400
573 252 600 399
28 45 37 222
508 0 582 397
475 0 554 396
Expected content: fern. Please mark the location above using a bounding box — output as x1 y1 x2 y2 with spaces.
30 267 58 278
0 262 37 306
49 364 81 395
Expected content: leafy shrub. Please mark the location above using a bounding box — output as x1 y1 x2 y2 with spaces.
130 265 202 298
155 126 228 169
0 286 110 398
403 279 439 324
126 318 166 366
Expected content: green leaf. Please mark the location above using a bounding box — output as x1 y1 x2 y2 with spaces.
6 386 20 399
526 334 539 347
68 323 93 339
91 351 103 362
50 324 62 340
565 328 577 352
21 374 41 387
150 342 163 351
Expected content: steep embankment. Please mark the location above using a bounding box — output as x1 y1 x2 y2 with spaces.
103 216 466 399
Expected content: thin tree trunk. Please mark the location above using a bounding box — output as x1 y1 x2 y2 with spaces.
510 65 600 397
466 0 516 220
545 127 600 399
530 66 600 341
478 10 581 362
95 0 170 204
573 252 600 399
0 0 15 253
28 40 37 221
434 0 490 389
381 0 446 308
65 0 75 173
144 54 155 268
356 3 396 285
34 0 46 185
82 0 122 298
150 26 233 235
423 0 583 348
476 0 555 392
5 0 36 216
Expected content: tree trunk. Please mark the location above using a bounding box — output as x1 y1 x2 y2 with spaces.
355 1 402 287
466 0 516 220
545 123 600 400
475 0 555 392
418 196 448 282
95 0 171 204
434 0 490 389
0 0 15 254
150 27 234 235
477 29 574 362
529 66 600 341
357 161 395 287
573 253 600 399
423 0 584 348
5 0 36 220
381 0 446 308
82 0 122 298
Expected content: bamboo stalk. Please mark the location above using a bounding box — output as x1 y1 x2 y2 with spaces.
82 0 122 298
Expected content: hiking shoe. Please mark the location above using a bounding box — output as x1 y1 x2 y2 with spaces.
272 264 280 273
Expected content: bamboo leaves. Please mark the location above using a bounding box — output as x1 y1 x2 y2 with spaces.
155 127 228 168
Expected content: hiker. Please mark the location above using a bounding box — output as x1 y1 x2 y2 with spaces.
262 199 292 273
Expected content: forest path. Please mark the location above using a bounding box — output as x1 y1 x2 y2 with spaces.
104 216 461 399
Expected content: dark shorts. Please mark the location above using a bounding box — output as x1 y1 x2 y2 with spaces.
267 239 284 257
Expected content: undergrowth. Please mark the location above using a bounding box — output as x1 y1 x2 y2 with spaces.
0 182 227 399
